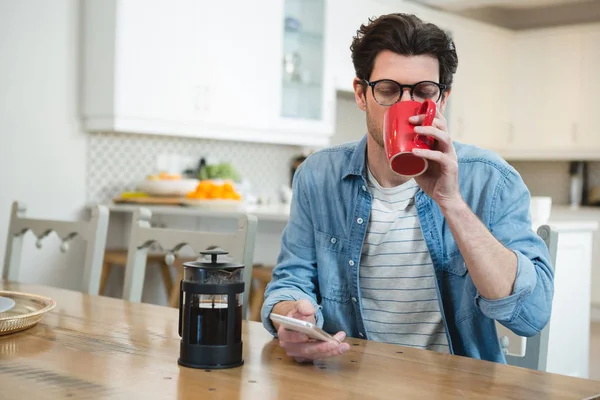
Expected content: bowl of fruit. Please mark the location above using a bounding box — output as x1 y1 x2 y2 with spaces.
183 180 243 209
137 172 199 197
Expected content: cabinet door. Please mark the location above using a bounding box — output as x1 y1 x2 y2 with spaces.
449 26 513 151
579 28 600 150
328 0 391 92
190 1 282 132
511 30 581 151
86 0 197 123
279 0 329 124
546 231 593 378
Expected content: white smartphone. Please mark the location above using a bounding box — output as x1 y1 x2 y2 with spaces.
269 314 340 343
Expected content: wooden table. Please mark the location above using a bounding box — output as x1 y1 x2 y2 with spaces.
1 282 600 400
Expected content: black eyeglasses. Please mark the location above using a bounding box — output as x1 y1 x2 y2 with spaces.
363 79 447 106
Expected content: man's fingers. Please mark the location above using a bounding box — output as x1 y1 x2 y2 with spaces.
409 115 448 132
412 149 458 175
280 338 350 359
333 331 347 342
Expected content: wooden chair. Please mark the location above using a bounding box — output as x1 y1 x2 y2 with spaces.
100 249 193 299
122 208 257 318
248 264 274 322
500 224 559 371
3 201 109 295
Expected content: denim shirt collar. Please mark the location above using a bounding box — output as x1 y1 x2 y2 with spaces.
346 134 426 201
342 135 368 180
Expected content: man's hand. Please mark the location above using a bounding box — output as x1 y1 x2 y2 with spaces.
409 110 462 212
409 110 518 299
272 300 350 363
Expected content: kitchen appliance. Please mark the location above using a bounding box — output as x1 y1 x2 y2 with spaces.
178 250 245 369
569 161 588 208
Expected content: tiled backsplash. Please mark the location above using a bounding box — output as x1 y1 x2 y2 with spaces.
509 161 600 205
86 131 600 208
87 132 303 204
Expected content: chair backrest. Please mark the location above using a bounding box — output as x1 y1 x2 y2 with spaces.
122 207 257 319
501 224 559 371
3 201 109 295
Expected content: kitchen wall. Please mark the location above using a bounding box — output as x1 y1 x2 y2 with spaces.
330 91 367 146
0 0 88 289
510 161 600 206
86 132 303 204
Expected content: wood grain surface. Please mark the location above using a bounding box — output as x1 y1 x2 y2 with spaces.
1 281 599 400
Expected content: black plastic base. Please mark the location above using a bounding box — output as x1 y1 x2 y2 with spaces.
178 341 243 370
177 358 244 369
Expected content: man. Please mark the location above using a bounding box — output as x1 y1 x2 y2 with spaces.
261 13 554 363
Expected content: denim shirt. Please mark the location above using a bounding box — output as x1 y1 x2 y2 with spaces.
261 135 554 363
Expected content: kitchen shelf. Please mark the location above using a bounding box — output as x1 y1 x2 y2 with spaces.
284 28 324 42
282 81 322 89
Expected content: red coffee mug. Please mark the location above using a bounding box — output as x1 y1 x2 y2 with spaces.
383 99 437 178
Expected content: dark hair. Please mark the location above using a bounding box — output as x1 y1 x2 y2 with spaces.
350 13 458 88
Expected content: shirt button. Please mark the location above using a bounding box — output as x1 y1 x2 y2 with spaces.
352 297 357 303
349 260 355 267
357 218 364 224
330 237 337 244
362 185 367 192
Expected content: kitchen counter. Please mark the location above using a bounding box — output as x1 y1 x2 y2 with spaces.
102 202 600 228
541 220 599 232
103 202 291 222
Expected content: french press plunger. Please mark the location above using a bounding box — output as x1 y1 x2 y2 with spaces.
178 249 245 369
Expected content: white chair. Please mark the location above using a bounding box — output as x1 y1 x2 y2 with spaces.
500 224 559 371
3 201 109 295
122 208 257 318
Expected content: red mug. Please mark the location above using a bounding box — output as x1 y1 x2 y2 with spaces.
383 99 437 178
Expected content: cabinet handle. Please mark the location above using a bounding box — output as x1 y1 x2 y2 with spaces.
572 123 578 143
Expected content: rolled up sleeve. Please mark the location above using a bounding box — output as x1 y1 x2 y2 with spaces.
260 163 322 337
475 169 554 337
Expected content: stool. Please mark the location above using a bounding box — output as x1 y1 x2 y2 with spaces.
100 249 176 298
166 257 198 308
248 264 274 322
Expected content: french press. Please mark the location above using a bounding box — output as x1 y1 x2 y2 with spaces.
178 249 245 369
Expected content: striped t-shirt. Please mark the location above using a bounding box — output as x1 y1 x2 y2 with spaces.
359 169 449 353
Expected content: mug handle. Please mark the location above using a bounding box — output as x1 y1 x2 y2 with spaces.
419 99 436 127
414 99 437 148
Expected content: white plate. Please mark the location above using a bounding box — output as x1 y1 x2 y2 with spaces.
137 179 199 196
0 296 16 313
182 199 243 210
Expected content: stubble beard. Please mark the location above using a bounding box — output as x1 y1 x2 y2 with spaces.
366 107 384 149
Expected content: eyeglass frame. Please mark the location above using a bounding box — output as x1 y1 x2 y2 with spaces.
362 79 448 105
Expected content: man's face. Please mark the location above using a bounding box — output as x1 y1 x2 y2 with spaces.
353 50 450 148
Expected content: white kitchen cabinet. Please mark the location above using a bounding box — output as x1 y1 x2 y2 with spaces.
328 0 401 92
449 26 514 151
82 0 335 147
511 29 582 153
547 226 595 378
580 27 600 150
